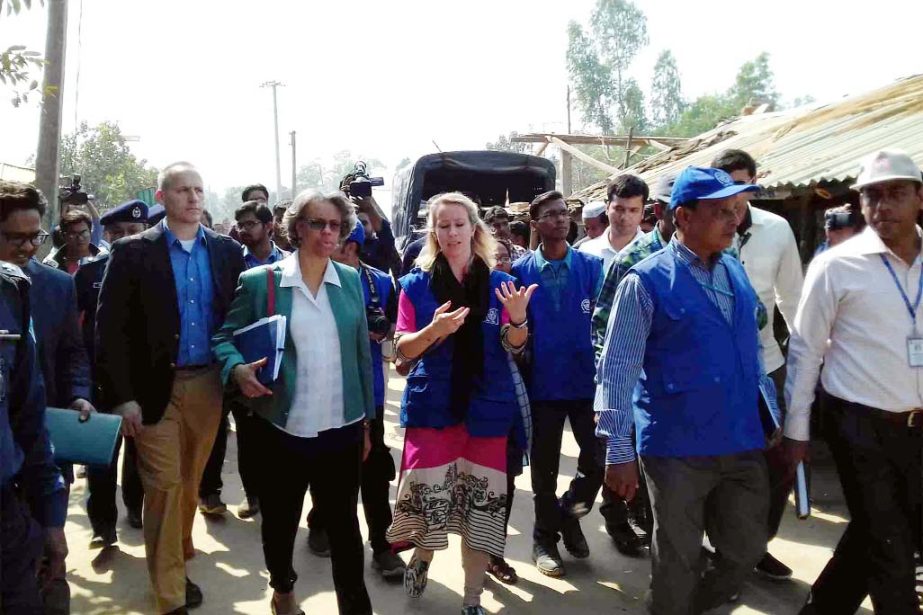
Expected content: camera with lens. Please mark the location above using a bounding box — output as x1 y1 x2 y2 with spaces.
59 175 89 206
366 305 391 337
342 161 384 199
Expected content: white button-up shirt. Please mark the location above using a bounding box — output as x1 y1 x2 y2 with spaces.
784 226 923 441
579 226 644 271
279 254 351 438
735 205 804 373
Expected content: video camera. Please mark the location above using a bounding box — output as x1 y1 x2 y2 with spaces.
342 161 384 199
59 175 89 206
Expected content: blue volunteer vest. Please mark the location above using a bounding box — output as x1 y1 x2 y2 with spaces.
631 249 764 457
399 267 518 437
512 248 602 402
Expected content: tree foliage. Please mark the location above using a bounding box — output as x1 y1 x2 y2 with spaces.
0 0 44 107
486 131 529 153
59 121 159 206
729 52 779 109
650 50 684 129
296 150 385 194
566 0 648 135
590 0 648 125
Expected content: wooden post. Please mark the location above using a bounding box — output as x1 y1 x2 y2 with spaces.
35 0 68 230
797 192 816 262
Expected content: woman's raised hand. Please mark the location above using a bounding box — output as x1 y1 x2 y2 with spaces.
429 301 469 338
494 281 538 324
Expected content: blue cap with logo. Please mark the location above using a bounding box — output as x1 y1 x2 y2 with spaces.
670 166 760 210
345 219 365 247
100 199 149 226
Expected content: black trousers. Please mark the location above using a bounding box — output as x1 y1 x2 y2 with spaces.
200 392 259 499
530 399 603 545
85 435 143 534
1 486 45 614
765 365 794 540
309 410 395 554
805 392 922 615
252 417 371 615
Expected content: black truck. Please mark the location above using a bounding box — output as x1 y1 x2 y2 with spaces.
391 150 556 250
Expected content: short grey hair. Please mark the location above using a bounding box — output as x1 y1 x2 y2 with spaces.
283 189 356 248
157 161 198 191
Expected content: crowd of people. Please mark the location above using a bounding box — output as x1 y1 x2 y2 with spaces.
0 146 920 615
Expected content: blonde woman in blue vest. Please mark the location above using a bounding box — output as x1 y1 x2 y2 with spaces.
212 191 374 615
389 192 537 615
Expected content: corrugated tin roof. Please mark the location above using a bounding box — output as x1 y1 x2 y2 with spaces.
573 74 923 201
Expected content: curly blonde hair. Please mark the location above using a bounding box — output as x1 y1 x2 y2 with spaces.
415 192 497 272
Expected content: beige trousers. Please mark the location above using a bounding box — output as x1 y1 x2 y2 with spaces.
133 366 223 614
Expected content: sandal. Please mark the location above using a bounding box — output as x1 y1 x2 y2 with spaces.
270 593 305 615
404 556 430 598
487 555 518 584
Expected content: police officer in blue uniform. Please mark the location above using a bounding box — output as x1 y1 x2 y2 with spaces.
74 199 150 533
511 190 604 579
0 182 69 614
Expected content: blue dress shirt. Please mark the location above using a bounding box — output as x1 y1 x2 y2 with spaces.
163 223 214 366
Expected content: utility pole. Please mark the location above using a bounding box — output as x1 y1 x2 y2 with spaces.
35 0 68 231
289 130 297 199
561 85 573 196
260 81 284 199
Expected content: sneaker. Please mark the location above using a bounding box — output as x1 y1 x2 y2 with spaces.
561 517 590 559
532 542 566 578
89 528 117 549
197 493 227 517
461 606 487 615
403 557 430 598
606 521 643 557
307 527 330 557
126 507 143 529
237 496 260 519
372 550 406 580
755 552 793 581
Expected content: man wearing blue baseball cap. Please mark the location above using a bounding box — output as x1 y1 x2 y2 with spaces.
596 166 769 613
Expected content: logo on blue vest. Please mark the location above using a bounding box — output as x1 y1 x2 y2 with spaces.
484 307 500 325
581 298 591 314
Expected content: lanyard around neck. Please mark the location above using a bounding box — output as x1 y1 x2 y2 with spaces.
880 254 923 327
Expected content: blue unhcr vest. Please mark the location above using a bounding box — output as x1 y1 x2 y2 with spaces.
631 248 765 457
512 248 602 402
398 268 518 437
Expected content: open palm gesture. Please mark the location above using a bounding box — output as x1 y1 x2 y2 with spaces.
494 281 538 324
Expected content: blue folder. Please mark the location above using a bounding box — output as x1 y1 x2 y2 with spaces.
232 314 287 385
45 407 122 467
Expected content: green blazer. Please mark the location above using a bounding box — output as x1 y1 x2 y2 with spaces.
211 258 375 430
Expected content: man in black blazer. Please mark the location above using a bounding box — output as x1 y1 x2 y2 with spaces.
97 162 245 615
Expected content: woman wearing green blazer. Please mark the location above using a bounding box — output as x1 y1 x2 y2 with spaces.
212 191 374 615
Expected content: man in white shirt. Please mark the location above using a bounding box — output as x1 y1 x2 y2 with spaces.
785 150 923 614
712 149 804 581
579 174 647 271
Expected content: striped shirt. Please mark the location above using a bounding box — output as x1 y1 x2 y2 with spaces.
594 240 736 464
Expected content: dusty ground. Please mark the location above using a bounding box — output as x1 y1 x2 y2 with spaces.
64 368 871 614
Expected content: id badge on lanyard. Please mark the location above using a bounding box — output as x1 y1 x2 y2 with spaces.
881 254 923 368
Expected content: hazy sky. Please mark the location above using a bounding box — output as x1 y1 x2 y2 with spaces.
1 0 922 200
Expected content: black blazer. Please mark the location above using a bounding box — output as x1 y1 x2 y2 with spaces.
95 222 245 424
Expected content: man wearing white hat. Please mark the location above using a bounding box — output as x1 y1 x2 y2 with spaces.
785 150 923 614
573 201 608 249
